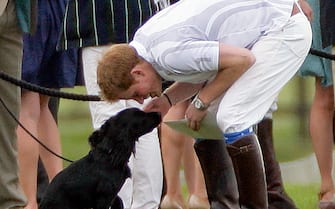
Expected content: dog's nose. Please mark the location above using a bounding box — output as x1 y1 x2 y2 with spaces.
157 112 161 120
154 111 162 122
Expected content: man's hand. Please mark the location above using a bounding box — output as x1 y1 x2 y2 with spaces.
299 0 313 21
185 104 207 131
143 95 171 117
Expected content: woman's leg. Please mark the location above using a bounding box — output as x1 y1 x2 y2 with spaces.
17 91 41 209
182 134 196 193
310 77 335 202
38 94 63 180
183 137 209 209
160 102 188 209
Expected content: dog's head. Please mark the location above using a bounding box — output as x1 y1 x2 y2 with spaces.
88 108 161 164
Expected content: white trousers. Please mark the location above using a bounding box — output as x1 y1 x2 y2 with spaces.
82 46 163 209
210 13 312 133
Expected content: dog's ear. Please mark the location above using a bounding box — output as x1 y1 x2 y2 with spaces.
88 129 103 148
88 119 112 148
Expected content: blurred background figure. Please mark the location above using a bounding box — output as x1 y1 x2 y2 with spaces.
17 0 80 208
0 0 37 208
298 0 335 208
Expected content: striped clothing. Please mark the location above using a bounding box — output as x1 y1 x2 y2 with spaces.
58 0 168 50
320 0 335 47
130 0 296 83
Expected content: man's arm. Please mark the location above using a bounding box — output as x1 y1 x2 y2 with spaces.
194 43 255 107
183 43 255 130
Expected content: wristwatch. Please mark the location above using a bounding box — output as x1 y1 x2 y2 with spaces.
191 95 209 111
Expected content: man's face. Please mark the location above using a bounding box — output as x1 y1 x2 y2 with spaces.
117 65 162 104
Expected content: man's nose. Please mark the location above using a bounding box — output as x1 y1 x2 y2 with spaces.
135 98 144 104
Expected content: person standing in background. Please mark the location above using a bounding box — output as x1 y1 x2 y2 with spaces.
0 0 37 208
298 0 335 208
58 1 169 208
16 0 80 208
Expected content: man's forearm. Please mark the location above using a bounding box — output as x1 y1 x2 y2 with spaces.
163 82 204 105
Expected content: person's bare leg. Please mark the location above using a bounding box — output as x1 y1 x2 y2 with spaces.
193 157 208 200
310 78 335 202
183 137 209 209
38 94 63 180
183 137 196 194
17 91 40 209
160 102 188 209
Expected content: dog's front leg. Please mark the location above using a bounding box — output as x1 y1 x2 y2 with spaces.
95 195 123 209
110 196 123 209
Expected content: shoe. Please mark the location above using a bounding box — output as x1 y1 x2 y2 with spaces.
160 195 185 209
319 201 335 209
188 194 210 209
318 192 335 209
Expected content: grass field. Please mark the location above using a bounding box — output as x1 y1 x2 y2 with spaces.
57 76 322 208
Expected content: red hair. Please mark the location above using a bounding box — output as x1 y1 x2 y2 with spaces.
97 44 142 102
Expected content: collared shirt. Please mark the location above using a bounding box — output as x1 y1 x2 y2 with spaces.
58 0 168 50
130 0 295 83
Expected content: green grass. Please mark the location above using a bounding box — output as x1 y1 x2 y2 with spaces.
59 116 92 167
272 76 315 162
182 180 319 209
286 183 320 209
273 112 314 162
58 86 92 167
57 77 321 208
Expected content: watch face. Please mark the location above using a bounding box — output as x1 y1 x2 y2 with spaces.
194 99 202 109
192 97 207 110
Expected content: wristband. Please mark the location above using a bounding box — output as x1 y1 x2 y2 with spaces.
162 93 172 107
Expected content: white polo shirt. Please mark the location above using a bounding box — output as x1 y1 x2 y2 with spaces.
130 0 295 83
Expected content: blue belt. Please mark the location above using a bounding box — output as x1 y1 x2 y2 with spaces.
224 127 253 144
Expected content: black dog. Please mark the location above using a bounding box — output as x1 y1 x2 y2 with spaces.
39 108 161 209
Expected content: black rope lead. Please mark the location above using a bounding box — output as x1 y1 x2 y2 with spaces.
0 70 101 101
0 96 74 163
310 48 335 61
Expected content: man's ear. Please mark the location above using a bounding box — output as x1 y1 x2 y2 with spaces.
131 66 145 78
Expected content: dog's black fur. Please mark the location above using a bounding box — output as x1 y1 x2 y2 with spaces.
39 108 161 209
